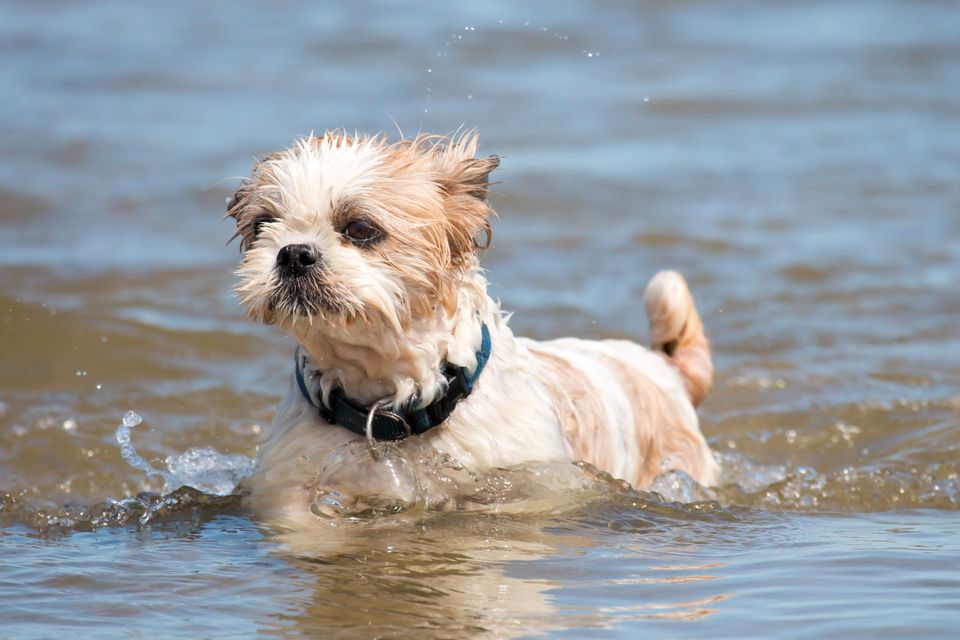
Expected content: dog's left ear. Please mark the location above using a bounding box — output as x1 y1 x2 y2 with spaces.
447 154 500 202
438 149 499 263
433 131 500 203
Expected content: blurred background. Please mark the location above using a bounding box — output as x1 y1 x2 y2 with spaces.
1 1 958 637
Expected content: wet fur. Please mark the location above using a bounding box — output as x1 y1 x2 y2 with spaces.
228 131 718 523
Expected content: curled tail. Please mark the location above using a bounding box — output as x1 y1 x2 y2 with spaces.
644 270 713 407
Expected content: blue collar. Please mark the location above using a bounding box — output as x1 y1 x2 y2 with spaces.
295 324 492 441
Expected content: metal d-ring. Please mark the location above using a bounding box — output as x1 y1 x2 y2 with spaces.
364 398 411 459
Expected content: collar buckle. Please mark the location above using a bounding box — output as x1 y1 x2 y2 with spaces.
365 399 411 457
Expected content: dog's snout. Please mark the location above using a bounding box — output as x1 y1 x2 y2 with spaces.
276 244 318 278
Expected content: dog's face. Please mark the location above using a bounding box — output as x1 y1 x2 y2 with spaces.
228 132 498 344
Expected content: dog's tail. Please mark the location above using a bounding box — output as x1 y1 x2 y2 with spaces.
643 270 713 407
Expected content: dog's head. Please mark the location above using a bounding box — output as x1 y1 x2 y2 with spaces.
228 131 498 351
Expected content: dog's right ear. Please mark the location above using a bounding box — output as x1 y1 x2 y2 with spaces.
226 185 245 220
226 151 284 248
225 182 250 250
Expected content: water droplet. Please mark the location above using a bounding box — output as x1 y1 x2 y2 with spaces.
643 96 650 103
62 418 77 432
467 94 473 100
75 370 87 377
123 411 142 427
95 383 102 390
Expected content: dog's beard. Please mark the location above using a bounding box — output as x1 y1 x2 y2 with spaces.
267 270 352 322
238 261 407 339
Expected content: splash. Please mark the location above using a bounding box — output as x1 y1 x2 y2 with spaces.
0 486 244 533
115 410 255 496
115 411 156 478
0 411 255 534
293 437 725 524
298 439 603 520
4 410 954 538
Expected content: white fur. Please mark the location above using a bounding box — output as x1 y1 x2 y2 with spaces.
230 133 719 528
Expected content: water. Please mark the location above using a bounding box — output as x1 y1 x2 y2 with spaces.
1 0 959 636
116 410 254 498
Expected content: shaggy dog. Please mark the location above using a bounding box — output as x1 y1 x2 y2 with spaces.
228 132 717 523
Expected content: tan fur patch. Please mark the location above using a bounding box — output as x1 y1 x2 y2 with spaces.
528 347 615 472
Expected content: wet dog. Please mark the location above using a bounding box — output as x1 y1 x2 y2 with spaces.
227 132 717 523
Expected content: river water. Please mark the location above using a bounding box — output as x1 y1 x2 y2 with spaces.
1 1 959 637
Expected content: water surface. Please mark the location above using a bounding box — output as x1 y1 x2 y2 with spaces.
1 1 959 637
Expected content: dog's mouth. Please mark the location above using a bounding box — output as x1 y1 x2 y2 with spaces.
262 243 353 321
268 271 350 320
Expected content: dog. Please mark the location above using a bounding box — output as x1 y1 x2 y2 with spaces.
227 131 718 524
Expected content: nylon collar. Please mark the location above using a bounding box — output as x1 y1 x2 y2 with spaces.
295 324 492 441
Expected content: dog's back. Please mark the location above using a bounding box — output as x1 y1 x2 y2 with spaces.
526 271 718 487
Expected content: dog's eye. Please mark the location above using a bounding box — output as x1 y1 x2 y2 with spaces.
342 219 383 245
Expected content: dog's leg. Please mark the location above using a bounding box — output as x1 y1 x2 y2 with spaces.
643 270 713 407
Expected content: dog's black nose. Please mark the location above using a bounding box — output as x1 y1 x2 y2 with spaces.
276 244 318 278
